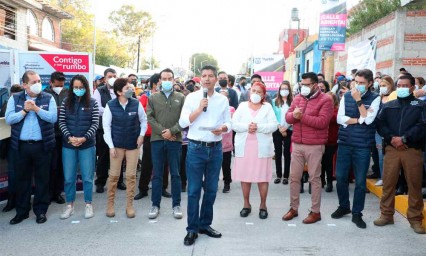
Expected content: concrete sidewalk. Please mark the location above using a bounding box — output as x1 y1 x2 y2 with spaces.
1 176 425 256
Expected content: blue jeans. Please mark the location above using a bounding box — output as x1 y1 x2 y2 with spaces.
335 144 371 215
186 141 222 233
375 132 384 178
62 146 96 203
151 141 182 208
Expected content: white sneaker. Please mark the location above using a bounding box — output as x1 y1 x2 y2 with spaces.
173 206 183 219
85 204 94 219
375 180 383 186
148 206 160 219
60 205 74 219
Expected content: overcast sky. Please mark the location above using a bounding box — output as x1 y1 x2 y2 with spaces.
93 0 359 74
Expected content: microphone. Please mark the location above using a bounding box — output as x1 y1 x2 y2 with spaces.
203 88 208 112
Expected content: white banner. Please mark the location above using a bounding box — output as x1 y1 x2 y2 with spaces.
0 50 12 89
346 37 377 76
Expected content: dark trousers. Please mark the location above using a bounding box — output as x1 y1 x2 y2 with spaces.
371 145 380 176
222 151 232 185
272 130 292 179
137 136 169 192
49 137 64 197
95 129 123 186
6 139 17 194
321 145 337 185
15 141 52 216
180 144 188 188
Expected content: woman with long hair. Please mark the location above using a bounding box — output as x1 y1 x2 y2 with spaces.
271 81 293 185
59 75 99 219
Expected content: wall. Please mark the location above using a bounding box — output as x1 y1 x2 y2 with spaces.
0 6 28 50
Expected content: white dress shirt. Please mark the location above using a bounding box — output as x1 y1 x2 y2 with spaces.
179 90 231 142
103 100 147 149
337 94 381 128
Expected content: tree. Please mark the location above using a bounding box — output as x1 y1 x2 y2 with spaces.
190 53 219 77
141 57 160 70
347 0 400 36
109 5 156 69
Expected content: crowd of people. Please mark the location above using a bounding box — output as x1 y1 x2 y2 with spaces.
1 65 426 246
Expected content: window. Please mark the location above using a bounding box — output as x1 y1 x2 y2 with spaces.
0 3 17 40
42 17 54 41
27 10 38 36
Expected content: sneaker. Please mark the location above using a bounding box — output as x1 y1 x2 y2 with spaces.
173 206 183 219
331 207 351 219
223 184 230 193
60 205 74 219
148 206 160 219
85 204 94 219
375 180 383 186
352 214 366 229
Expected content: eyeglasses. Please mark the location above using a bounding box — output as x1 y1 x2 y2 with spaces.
300 82 315 87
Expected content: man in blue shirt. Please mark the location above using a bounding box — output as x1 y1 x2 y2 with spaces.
5 70 57 225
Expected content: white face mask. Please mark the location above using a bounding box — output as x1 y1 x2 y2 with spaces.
300 86 311 96
250 93 262 104
52 87 63 95
379 87 388 95
30 83 42 95
280 89 289 97
108 77 116 87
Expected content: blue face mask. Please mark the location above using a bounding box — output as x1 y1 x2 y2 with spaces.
73 88 86 97
396 87 410 98
356 84 366 94
162 81 173 92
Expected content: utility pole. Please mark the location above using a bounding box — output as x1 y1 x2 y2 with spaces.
136 34 141 73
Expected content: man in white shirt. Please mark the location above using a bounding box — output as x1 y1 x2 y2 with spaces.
331 69 380 229
179 65 231 246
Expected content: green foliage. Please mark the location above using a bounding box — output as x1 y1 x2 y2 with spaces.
348 0 401 36
190 53 219 77
141 57 160 70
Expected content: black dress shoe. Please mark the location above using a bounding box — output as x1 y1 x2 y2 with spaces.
36 213 47 224
181 186 187 192
282 178 288 185
300 183 304 194
274 178 281 184
325 183 333 193
352 214 366 229
199 227 222 238
259 209 268 219
10 214 29 225
240 207 251 217
51 194 65 204
96 185 104 193
117 181 127 190
162 189 172 198
184 232 198 246
134 191 148 200
223 184 230 193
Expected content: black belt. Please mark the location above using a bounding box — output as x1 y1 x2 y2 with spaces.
189 139 221 147
19 140 42 144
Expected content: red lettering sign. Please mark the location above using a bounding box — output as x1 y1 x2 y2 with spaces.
40 54 89 72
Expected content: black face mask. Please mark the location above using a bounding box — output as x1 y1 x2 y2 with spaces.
240 82 246 86
219 79 228 87
131 80 137 86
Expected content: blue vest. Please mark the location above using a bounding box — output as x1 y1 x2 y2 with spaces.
11 91 55 151
62 97 97 149
338 90 379 147
108 98 141 150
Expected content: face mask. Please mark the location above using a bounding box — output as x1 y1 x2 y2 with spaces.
30 83 42 95
300 86 311 96
397 87 410 98
240 82 246 86
73 88 86 97
52 87 63 94
280 89 289 97
250 93 262 104
379 87 388 95
373 81 379 89
162 81 173 92
108 77 116 87
415 85 419 90
131 80 137 86
124 89 133 99
356 84 366 94
218 79 228 87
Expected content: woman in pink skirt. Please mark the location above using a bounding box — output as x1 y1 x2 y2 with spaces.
231 82 278 219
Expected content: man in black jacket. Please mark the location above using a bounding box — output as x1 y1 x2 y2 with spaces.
374 74 426 234
44 71 68 204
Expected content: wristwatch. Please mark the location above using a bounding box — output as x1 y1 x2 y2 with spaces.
401 136 407 144
23 109 29 113
356 100 363 107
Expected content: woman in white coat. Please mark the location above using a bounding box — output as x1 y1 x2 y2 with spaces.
232 82 278 219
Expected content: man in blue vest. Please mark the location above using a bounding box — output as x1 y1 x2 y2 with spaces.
5 70 57 224
331 69 380 229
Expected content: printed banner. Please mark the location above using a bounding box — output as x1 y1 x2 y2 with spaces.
16 52 92 90
0 50 12 89
318 1 347 51
346 37 377 77
252 55 285 91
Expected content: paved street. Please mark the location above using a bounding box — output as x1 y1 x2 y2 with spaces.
1 169 425 256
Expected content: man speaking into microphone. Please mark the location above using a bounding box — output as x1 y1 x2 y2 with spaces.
179 65 231 246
